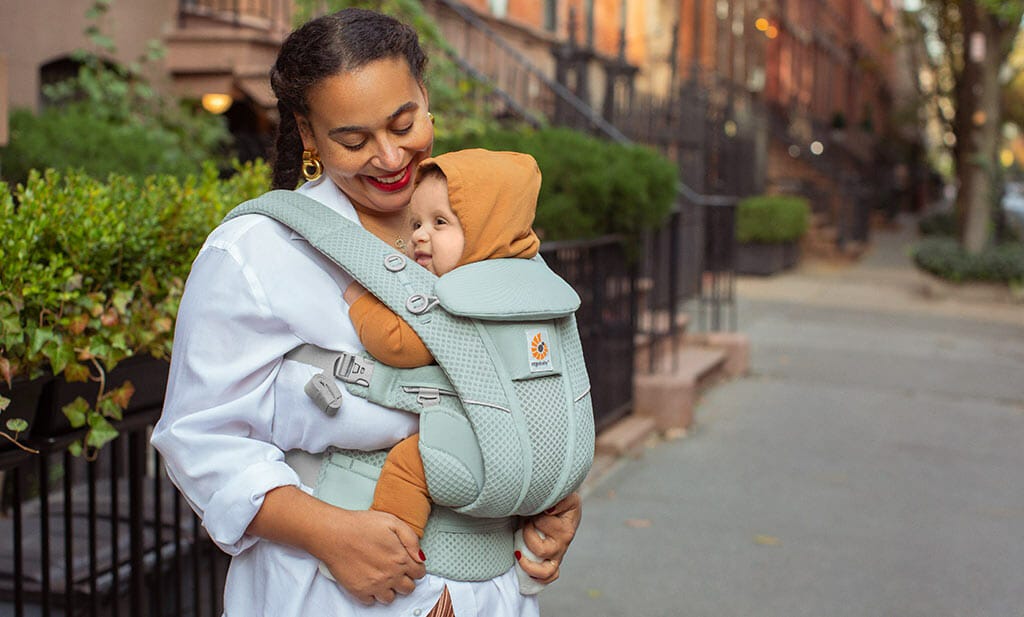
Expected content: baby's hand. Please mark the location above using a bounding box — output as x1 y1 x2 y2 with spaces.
344 282 368 304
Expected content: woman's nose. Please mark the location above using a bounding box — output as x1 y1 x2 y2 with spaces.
374 136 403 170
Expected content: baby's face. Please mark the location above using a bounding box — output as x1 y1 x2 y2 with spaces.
407 176 465 275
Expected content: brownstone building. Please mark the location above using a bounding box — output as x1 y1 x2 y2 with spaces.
2 0 912 244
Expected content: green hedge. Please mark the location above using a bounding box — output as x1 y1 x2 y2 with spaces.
0 162 269 451
911 237 1024 284
434 127 678 241
735 195 810 244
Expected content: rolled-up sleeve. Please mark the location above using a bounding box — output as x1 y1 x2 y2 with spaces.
152 236 301 554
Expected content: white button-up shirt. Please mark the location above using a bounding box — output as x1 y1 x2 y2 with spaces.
151 177 537 617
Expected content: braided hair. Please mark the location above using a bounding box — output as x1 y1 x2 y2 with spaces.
269 9 428 189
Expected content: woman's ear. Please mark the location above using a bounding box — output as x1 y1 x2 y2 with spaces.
419 83 430 113
295 113 315 151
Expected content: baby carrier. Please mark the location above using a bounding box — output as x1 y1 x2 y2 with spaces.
225 190 595 524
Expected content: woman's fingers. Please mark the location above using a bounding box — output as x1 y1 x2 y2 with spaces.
394 517 427 567
515 547 561 584
318 510 427 604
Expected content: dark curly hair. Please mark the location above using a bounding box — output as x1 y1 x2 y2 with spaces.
269 9 428 189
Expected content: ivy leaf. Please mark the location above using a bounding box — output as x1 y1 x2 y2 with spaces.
112 289 133 314
98 396 123 421
0 358 11 388
0 394 9 412
63 361 92 383
30 328 56 355
108 380 135 409
6 418 29 433
86 415 118 449
68 441 83 457
62 397 91 428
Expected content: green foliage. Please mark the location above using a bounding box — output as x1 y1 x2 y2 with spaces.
0 2 230 185
0 161 269 454
911 236 1024 283
434 127 678 241
735 195 811 244
917 210 958 237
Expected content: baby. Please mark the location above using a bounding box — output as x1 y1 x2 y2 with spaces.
344 148 542 537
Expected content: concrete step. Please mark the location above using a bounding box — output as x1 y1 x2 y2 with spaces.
594 415 657 458
632 344 728 431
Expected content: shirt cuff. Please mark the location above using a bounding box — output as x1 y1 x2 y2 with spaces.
203 460 300 555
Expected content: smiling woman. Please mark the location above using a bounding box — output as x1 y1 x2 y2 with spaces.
150 8 582 617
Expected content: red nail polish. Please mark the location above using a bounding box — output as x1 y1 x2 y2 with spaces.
419 550 426 561
514 551 522 560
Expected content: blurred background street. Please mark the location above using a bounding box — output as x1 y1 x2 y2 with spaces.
541 217 1024 616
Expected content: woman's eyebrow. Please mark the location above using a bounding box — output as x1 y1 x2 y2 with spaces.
328 102 420 136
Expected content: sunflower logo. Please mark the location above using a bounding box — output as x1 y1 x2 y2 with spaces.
530 332 549 361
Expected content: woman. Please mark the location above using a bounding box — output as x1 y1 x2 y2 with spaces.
150 8 581 617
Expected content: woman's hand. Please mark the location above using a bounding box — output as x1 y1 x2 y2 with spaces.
316 509 426 604
516 492 582 584
247 486 425 604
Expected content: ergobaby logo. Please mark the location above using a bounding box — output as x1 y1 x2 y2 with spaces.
527 329 553 373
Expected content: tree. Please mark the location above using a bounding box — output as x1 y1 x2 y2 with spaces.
921 0 1023 253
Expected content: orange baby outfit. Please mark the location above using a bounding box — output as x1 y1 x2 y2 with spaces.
348 149 541 536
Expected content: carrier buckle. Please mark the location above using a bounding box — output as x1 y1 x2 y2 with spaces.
334 352 375 387
406 294 440 315
401 386 458 408
304 373 344 416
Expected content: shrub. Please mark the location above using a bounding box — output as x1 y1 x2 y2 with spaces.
917 210 957 237
0 5 231 185
911 237 1024 284
434 127 678 241
735 195 811 244
0 161 269 452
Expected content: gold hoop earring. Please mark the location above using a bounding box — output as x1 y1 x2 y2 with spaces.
301 149 323 181
427 112 435 125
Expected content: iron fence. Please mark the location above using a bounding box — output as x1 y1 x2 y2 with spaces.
541 237 635 430
1 404 228 617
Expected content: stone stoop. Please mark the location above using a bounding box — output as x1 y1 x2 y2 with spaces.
630 346 727 433
590 328 750 486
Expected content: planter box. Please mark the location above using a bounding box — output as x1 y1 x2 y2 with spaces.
736 241 799 276
0 376 54 452
29 355 171 439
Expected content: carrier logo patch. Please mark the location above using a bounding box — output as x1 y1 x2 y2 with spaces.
528 329 553 372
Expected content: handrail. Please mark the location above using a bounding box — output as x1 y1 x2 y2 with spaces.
443 53 546 128
432 0 630 144
436 0 735 208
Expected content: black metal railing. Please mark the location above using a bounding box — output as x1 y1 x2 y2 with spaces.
1 401 228 617
541 236 635 430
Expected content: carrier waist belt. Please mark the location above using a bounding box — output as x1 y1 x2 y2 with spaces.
284 448 515 582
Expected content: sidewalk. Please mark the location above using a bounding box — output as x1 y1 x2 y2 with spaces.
540 220 1024 617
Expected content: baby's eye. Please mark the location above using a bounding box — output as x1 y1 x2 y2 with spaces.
411 221 422 230
435 217 448 226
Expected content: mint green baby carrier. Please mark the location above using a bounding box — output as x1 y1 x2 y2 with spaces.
225 190 595 578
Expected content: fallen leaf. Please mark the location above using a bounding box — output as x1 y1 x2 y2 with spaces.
625 518 652 529
586 589 602 598
754 534 780 546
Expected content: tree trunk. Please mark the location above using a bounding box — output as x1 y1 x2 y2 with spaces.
956 1 1006 254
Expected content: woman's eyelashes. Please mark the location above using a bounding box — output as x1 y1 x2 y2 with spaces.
337 122 416 152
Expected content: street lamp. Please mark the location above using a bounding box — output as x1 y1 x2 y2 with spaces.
201 93 233 115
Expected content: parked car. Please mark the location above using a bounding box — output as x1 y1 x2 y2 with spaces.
1001 182 1024 235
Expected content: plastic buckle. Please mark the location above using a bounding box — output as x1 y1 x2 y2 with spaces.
304 373 343 416
406 294 440 315
384 253 407 272
334 352 374 387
